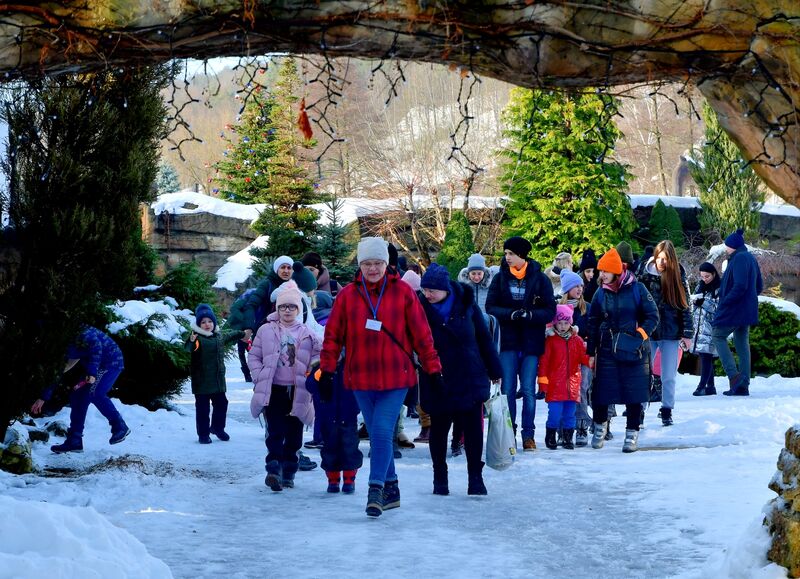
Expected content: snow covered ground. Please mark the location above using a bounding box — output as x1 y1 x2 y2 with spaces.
1 357 796 579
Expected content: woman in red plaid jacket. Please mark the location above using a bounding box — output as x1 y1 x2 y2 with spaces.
319 237 442 518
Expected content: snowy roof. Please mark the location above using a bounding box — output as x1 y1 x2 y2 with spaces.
628 194 800 217
151 191 264 223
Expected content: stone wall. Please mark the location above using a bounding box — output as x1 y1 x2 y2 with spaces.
142 204 258 277
767 426 800 576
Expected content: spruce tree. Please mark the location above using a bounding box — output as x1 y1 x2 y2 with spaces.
155 161 181 195
690 101 764 242
436 212 475 279
313 195 356 281
214 58 325 256
648 199 684 247
498 88 637 264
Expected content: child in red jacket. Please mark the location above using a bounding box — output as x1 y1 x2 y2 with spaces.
538 305 589 450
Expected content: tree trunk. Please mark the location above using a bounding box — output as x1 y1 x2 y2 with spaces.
0 1 796 204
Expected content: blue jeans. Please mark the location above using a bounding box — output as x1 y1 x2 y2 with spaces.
711 325 751 385
650 340 680 410
546 400 577 429
68 367 125 438
499 351 538 440
353 388 408 486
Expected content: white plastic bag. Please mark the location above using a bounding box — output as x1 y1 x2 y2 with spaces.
485 383 516 470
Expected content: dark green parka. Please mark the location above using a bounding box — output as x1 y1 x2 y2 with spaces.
185 323 244 395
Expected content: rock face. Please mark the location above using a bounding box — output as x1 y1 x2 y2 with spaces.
142 204 258 276
768 426 800 576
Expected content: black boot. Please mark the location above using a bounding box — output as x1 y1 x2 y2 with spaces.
433 465 449 496
661 407 673 426
692 385 706 396
562 429 575 450
281 461 298 488
545 427 558 450
467 462 487 495
265 460 283 492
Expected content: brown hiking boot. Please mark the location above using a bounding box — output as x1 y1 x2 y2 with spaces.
523 438 536 451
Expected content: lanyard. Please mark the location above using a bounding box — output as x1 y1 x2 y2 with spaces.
361 275 387 320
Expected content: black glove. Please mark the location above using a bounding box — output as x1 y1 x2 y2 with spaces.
510 309 530 321
694 297 705 307
427 372 444 391
318 371 334 403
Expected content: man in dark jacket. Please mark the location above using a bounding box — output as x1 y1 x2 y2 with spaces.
711 229 763 396
486 236 557 451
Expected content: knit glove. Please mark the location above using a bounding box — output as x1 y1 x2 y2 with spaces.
317 371 335 403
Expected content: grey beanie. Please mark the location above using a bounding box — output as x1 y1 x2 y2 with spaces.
467 253 486 272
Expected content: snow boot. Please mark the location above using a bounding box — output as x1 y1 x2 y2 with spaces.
575 420 590 447
383 480 401 510
604 419 614 440
51 435 83 454
210 428 230 441
562 429 575 450
281 462 298 488
556 428 564 447
433 466 449 496
109 423 131 445
467 475 488 496
414 426 430 443
622 429 640 453
198 435 212 444
326 471 341 493
342 470 357 494
661 407 673 427
705 385 717 395
545 428 558 450
591 421 608 449
298 452 318 471
265 460 283 492
366 484 384 517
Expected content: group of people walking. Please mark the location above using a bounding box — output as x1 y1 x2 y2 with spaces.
30 225 763 520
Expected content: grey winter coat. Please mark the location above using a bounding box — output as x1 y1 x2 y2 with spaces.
690 282 719 356
457 266 493 314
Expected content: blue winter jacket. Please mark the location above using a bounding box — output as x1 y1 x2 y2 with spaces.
713 246 763 328
66 326 125 377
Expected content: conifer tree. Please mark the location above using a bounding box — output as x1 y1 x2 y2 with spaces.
647 199 684 247
313 194 356 281
690 101 764 242
436 212 475 279
155 161 181 195
498 88 637 264
214 58 324 256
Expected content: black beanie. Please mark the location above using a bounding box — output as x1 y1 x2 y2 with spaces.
301 251 323 271
699 262 718 275
503 236 532 259
388 243 399 268
578 249 597 272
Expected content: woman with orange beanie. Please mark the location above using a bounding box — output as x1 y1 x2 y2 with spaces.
586 248 659 453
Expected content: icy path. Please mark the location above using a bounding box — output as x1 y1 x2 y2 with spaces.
2 360 797 579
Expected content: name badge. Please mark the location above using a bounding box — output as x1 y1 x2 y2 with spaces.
365 319 382 331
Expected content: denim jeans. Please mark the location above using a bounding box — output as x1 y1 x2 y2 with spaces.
499 351 538 440
711 325 751 384
68 367 125 438
353 388 408 486
546 400 577 429
650 340 680 409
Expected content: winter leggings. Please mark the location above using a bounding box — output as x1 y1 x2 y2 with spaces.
353 388 408 487
194 392 228 437
264 385 303 467
429 404 484 477
698 353 716 390
546 401 577 429
68 367 125 438
651 340 680 410
593 403 641 432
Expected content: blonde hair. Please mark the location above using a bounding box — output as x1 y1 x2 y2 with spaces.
553 252 573 271
560 292 586 315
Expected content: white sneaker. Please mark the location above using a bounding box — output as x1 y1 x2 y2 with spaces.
622 429 639 453
591 422 607 449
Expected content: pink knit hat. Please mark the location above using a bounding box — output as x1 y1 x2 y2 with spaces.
401 270 421 291
553 304 574 324
276 280 303 311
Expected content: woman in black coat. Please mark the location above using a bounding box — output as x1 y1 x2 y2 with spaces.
418 264 502 496
587 248 659 454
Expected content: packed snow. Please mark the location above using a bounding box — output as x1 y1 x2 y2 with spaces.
1 354 796 578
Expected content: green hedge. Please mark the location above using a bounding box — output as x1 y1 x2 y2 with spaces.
748 301 800 378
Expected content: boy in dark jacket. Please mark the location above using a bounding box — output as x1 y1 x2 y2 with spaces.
187 304 244 444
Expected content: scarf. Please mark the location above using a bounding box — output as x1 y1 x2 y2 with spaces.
431 291 455 321
509 261 528 280
555 327 573 339
602 269 635 293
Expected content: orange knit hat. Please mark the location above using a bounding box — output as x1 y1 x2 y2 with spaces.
597 248 623 275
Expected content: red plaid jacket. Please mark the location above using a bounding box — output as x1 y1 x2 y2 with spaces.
321 270 441 390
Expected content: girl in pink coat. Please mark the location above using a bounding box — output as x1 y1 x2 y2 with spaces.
249 281 322 492
537 304 589 450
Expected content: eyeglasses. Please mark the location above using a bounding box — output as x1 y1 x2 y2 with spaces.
361 261 386 270
277 304 298 312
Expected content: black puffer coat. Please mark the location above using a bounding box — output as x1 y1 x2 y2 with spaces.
485 258 557 356
587 275 660 405
638 260 693 341
419 282 503 414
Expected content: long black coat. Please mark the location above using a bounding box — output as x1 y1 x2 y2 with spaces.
485 258 557 356
587 278 660 405
419 282 503 414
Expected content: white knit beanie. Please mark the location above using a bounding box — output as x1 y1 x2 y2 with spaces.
275 280 303 311
357 237 389 264
273 255 293 274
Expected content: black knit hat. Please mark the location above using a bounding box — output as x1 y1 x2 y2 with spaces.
699 262 718 275
503 236 532 259
578 249 597 272
388 243 399 268
301 251 323 271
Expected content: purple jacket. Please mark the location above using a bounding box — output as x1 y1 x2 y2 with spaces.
248 313 322 425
